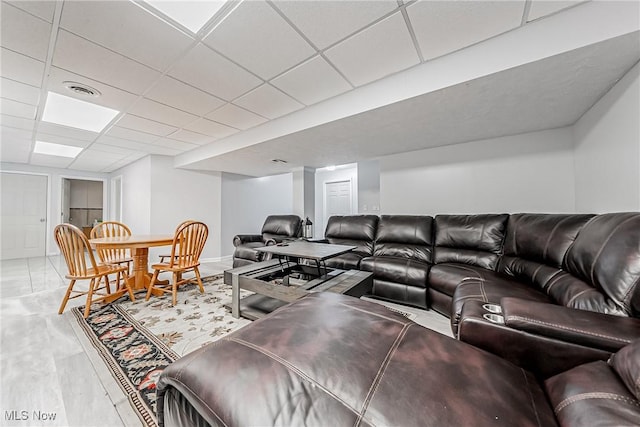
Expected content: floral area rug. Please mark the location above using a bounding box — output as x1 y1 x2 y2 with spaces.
71 274 251 427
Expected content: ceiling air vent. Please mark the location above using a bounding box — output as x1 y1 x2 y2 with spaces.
271 159 288 164
62 81 101 98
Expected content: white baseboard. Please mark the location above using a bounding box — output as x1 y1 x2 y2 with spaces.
200 255 233 263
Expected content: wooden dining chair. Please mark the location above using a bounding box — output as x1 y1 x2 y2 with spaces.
55 223 134 318
145 221 209 306
90 221 133 273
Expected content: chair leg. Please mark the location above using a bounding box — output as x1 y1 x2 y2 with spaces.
84 278 96 319
58 279 76 315
103 274 112 294
122 271 135 302
194 267 205 294
146 270 160 301
172 271 178 306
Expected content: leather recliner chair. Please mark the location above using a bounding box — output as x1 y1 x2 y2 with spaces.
232 215 302 267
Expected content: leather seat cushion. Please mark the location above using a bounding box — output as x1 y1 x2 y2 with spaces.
429 263 503 297
360 256 430 288
158 292 556 427
325 252 364 270
545 360 640 426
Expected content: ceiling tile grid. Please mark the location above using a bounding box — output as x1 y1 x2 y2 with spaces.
0 0 622 175
271 55 353 105
1 2 52 62
203 0 316 80
407 0 526 61
234 84 304 120
324 12 421 87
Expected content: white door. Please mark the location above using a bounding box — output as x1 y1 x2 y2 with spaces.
324 180 352 233
1 173 48 260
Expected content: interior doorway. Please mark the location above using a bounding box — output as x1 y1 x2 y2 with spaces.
323 179 353 232
61 178 104 239
1 172 48 260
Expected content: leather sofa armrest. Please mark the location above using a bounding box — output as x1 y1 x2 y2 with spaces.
233 234 262 247
501 297 640 352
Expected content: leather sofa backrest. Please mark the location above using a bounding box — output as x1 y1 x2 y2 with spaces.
261 215 302 241
373 215 434 263
563 213 640 317
434 214 509 270
498 214 594 290
325 215 378 256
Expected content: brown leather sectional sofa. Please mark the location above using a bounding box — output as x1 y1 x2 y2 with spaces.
156 211 640 426
157 292 640 427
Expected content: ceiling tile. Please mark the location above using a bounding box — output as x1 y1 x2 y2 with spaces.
115 114 178 136
106 126 160 144
166 129 214 145
37 122 98 142
59 1 194 72
1 125 32 142
0 98 36 119
1 3 51 61
325 13 420 87
203 0 315 80
47 67 139 112
128 98 199 128
274 0 398 50
234 84 303 120
1 77 40 105
271 56 352 105
407 0 525 60
0 137 31 163
90 143 137 156
169 43 262 101
0 48 44 87
34 132 91 148
5 1 55 23
154 137 200 150
183 118 238 138
30 153 75 168
146 76 225 116
0 114 35 131
97 135 157 153
53 30 161 95
70 150 124 171
205 103 268 130
528 1 586 21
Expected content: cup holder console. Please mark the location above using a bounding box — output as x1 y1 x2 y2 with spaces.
482 303 502 314
483 313 505 324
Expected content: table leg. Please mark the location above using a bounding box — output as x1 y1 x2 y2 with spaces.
232 272 240 318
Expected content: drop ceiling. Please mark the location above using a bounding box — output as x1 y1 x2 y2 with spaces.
1 0 638 176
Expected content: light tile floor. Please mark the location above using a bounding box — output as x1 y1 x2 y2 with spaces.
0 256 452 426
0 255 231 427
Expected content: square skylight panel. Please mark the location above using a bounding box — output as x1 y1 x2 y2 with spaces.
144 1 226 33
41 92 119 133
33 141 83 158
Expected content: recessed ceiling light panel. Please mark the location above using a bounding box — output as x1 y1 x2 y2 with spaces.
41 92 119 133
33 141 83 158
143 0 227 33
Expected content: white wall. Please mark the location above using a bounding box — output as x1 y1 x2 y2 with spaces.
573 62 640 212
117 156 152 235
314 164 358 237
221 172 293 257
0 162 109 255
148 156 222 260
379 128 576 215
357 160 380 214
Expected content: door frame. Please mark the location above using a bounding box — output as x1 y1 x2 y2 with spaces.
322 178 354 235
110 175 123 222
0 170 51 259
59 175 108 230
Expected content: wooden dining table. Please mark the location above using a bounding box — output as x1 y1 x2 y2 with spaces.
89 234 174 300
